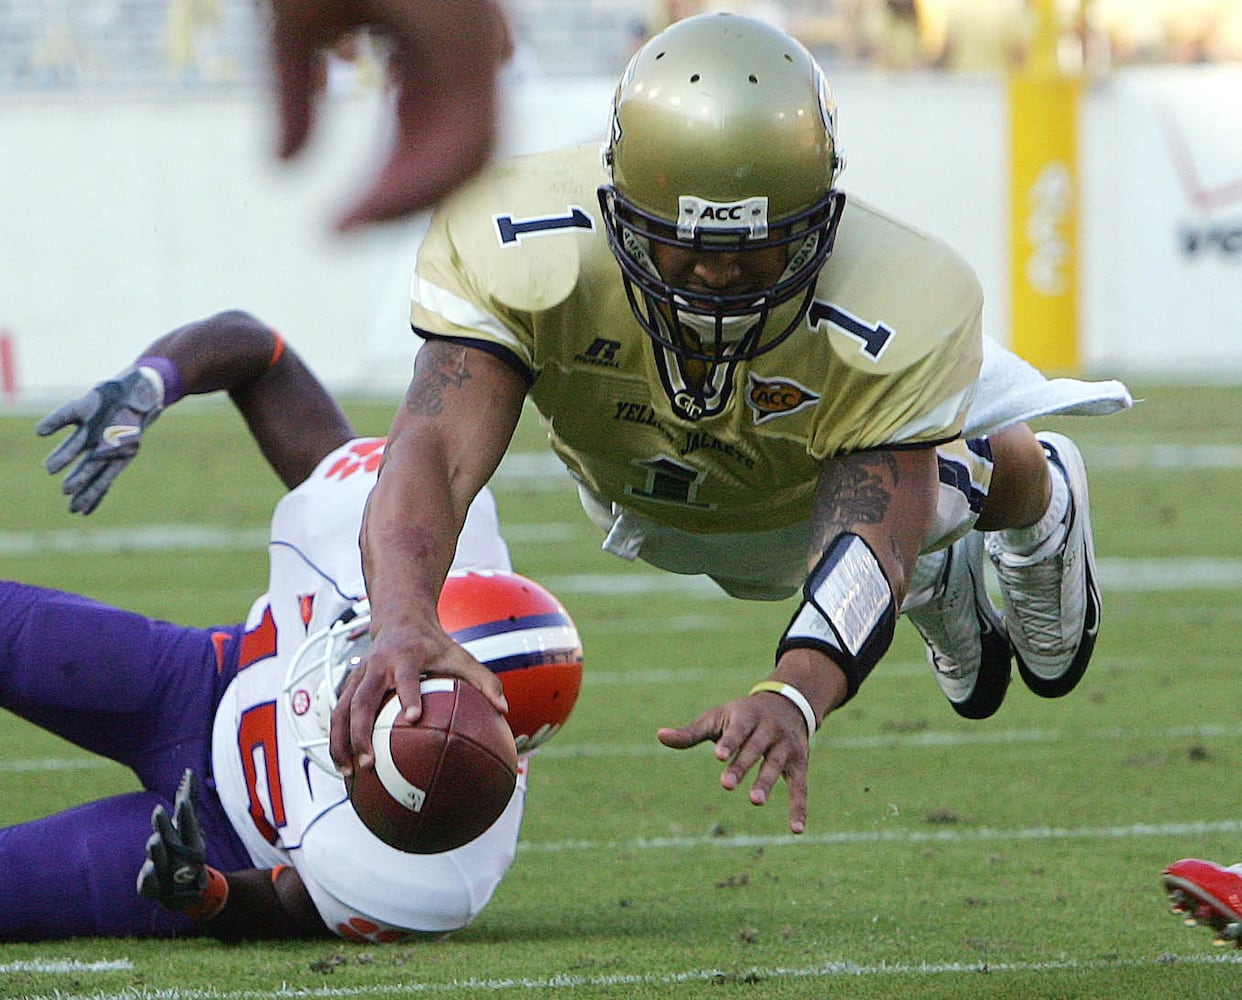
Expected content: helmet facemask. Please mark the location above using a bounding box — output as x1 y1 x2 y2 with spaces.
282 601 372 776
599 185 845 363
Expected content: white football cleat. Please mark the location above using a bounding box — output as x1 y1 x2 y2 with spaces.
985 431 1099 699
904 532 1011 719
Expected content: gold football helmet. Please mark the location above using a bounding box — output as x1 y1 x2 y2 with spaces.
599 13 847 363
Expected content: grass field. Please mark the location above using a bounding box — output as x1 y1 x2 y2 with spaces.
3 383 1242 999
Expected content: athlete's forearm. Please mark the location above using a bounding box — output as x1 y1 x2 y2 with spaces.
360 416 470 636
198 866 330 941
136 310 354 488
140 310 288 395
362 340 526 633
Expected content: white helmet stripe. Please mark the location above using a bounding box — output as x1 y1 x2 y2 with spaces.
459 625 582 669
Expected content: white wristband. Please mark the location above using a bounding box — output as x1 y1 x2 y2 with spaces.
749 681 818 735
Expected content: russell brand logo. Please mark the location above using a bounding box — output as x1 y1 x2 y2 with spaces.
746 374 820 425
575 338 622 367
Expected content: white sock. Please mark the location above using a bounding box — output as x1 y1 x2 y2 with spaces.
996 459 1070 556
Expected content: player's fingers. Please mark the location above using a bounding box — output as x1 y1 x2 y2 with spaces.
328 663 363 772
64 461 113 514
718 729 770 792
151 803 175 839
41 426 89 475
335 130 493 232
783 760 809 835
393 668 425 726
656 708 724 750
62 455 105 493
174 794 204 852
270 35 317 161
145 832 170 881
744 741 792 806
339 663 392 773
35 401 84 439
135 855 158 896
435 658 508 716
335 66 496 231
71 460 128 515
738 731 808 833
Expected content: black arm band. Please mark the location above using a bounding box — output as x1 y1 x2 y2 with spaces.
776 532 896 703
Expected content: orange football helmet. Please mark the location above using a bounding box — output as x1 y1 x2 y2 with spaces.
437 569 583 753
284 569 583 769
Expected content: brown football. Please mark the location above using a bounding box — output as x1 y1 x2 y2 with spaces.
347 678 519 854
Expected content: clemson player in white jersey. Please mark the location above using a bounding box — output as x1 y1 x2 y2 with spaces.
334 13 1131 836
208 430 520 941
5 310 559 941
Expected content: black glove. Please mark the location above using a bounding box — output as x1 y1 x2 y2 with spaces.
36 364 167 514
137 769 227 920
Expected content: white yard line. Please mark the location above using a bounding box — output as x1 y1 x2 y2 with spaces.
4 523 1242 595
9 718 1239 775
0 958 133 974
517 817 1242 855
9 953 1242 997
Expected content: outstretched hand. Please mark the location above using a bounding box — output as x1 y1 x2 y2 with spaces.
658 691 812 834
266 0 511 231
329 622 508 776
36 366 167 514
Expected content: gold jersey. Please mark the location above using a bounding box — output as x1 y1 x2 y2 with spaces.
413 145 983 536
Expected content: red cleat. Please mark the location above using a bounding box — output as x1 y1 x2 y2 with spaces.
1162 859 1242 947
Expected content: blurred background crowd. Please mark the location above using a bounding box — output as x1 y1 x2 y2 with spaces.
1 0 1239 93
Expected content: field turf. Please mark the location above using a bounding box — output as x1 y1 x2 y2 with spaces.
2 383 1242 998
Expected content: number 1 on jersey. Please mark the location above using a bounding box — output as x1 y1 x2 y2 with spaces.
808 302 895 361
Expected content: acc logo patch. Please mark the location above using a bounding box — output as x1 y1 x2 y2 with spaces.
745 374 820 425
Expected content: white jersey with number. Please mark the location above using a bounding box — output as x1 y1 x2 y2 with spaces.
210 437 520 941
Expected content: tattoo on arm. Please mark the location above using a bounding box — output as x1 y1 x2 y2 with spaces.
809 451 899 553
405 344 473 418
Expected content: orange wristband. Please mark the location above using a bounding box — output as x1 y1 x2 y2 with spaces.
268 330 286 368
184 866 229 922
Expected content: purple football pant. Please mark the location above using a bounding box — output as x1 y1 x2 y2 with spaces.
0 581 251 939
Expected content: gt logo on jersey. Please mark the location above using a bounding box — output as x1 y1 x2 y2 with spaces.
494 207 595 245
746 374 821 425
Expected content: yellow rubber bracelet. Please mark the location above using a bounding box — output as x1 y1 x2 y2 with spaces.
748 680 818 735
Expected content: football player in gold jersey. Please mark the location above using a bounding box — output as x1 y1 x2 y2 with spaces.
331 12 1128 834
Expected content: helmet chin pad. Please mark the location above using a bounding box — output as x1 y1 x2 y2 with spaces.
674 300 760 346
